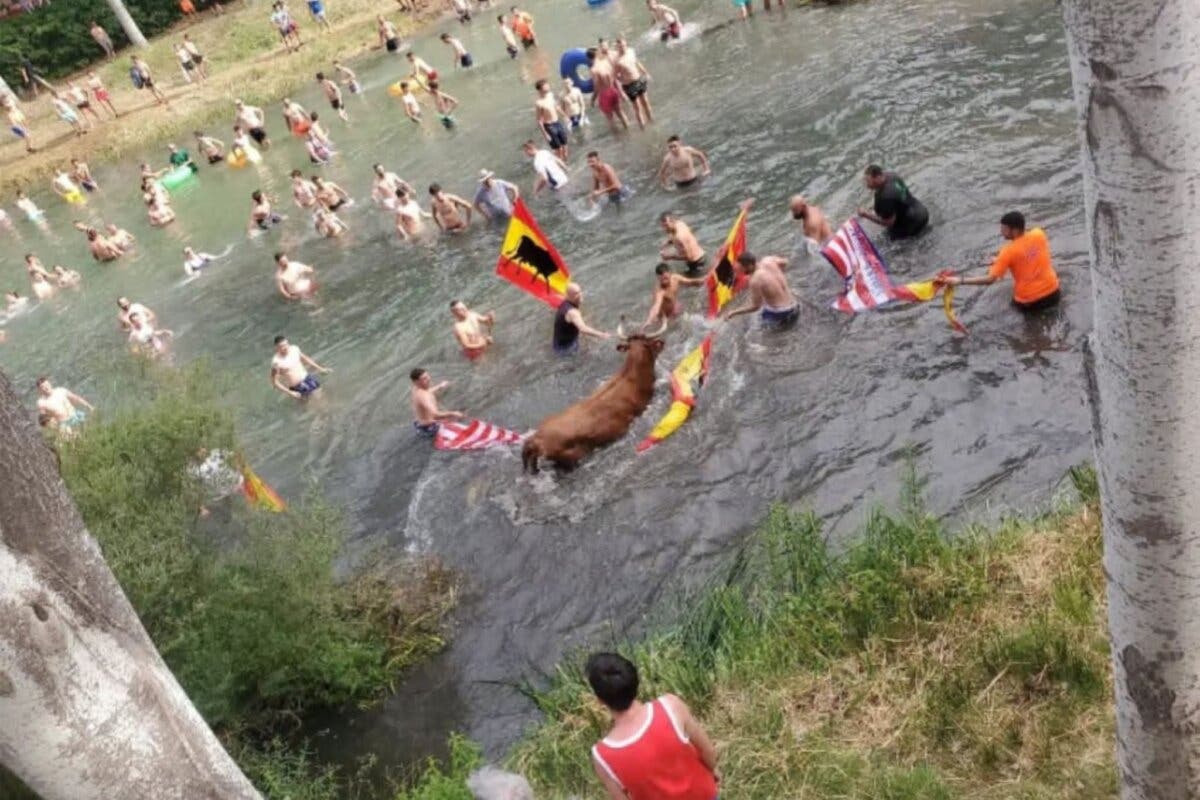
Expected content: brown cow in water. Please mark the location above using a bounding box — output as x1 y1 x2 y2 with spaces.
522 321 667 473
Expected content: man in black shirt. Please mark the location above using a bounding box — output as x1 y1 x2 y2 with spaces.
858 164 929 240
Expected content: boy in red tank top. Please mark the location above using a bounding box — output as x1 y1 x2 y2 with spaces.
587 652 721 800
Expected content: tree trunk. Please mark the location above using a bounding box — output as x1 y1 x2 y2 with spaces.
0 371 260 800
105 0 148 48
1061 2 1200 798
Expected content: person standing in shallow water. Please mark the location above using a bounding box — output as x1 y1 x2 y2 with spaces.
858 164 929 240
587 652 721 800
940 210 1061 312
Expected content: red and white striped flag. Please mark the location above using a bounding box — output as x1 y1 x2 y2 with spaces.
434 419 524 451
821 218 920 313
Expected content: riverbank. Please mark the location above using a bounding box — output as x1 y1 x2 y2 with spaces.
495 468 1115 798
0 0 442 196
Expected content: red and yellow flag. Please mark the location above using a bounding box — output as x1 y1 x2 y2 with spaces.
639 208 751 453
495 199 572 309
241 464 286 513
705 207 749 318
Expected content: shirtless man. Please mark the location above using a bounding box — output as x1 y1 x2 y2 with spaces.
587 151 626 205
248 190 284 232
4 97 35 154
429 183 473 232
6 291 29 315
789 194 833 245
406 51 439 85
396 81 424 122
441 32 473 68
372 164 413 209
316 72 349 122
427 80 459 128
657 135 710 189
659 213 706 273
313 176 351 210
410 368 464 436
291 169 319 208
724 252 799 327
117 296 156 331
560 78 588 130
281 97 309 133
588 45 630 132
194 130 226 163
234 100 271 149
394 188 433 240
27 264 55 301
128 311 174 358
70 158 98 192
87 71 118 118
131 55 169 107
313 206 348 238
497 14 520 58
648 0 683 40
534 79 569 160
36 377 93 434
270 335 331 400
644 263 706 327
147 196 176 227
333 60 361 95
450 300 495 360
377 15 402 53
183 246 226 276
274 253 318 300
613 37 653 129
78 226 123 261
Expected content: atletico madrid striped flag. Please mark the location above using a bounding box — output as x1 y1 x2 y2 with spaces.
434 419 524 451
821 219 967 334
495 199 572 309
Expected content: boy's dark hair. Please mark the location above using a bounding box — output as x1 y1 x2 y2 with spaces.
587 151 599 159
535 78 547 91
315 71 325 80
864 164 885 178
667 134 680 144
449 299 461 309
1000 211 1026 232
737 251 758 267
410 368 426 382
429 183 441 195
274 252 285 262
655 263 670 275
273 335 286 346
586 652 639 711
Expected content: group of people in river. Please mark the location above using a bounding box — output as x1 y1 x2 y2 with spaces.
8 1 1060 467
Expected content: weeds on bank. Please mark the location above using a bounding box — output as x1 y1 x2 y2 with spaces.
508 466 1116 799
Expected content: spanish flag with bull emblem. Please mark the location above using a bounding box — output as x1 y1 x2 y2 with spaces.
495 199 572 309
637 207 750 453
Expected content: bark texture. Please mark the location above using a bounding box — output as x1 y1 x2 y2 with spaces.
104 0 149 48
0 370 259 800
1062 2 1200 798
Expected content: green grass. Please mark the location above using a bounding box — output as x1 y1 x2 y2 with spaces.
501 465 1116 799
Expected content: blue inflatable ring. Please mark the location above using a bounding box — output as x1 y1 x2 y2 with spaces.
559 48 594 94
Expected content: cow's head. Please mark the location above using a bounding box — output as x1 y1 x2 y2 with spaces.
615 318 667 361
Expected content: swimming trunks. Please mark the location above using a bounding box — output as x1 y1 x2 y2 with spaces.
256 213 283 230
330 98 343 110
386 37 399 52
182 60 196 71
348 80 362 94
675 176 699 189
760 304 799 326
685 257 706 274
94 88 110 102
733 0 750 7
427 69 439 82
207 154 224 164
61 409 87 429
622 78 648 101
506 45 519 58
327 198 346 211
521 37 536 49
413 421 440 437
10 126 27 139
81 179 98 191
249 126 268 144
462 345 486 360
460 54 473 68
544 120 569 150
75 100 92 110
290 374 321 396
598 85 621 116
667 21 681 38
569 114 582 129
440 114 456 129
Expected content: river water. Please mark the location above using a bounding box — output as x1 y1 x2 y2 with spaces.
0 0 1088 773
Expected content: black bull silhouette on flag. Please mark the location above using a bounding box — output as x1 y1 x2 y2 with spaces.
505 235 562 286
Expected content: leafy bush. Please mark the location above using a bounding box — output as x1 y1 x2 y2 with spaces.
56 369 449 729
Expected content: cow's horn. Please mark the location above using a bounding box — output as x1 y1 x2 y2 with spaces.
644 317 669 339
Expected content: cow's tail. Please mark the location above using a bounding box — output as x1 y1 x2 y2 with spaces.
521 437 541 474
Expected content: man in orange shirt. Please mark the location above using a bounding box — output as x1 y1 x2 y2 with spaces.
943 211 1060 312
